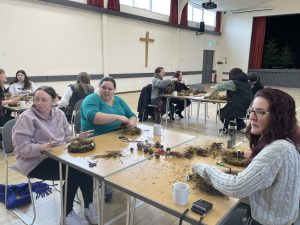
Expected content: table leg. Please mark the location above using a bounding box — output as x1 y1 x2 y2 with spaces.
100 180 105 225
59 162 66 225
165 97 170 124
204 103 208 122
95 178 101 225
196 102 200 129
126 195 136 225
217 103 221 135
184 99 187 129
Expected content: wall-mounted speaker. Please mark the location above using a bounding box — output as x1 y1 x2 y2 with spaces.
199 21 205 32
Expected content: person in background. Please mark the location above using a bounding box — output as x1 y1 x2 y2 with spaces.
170 71 191 118
193 88 300 225
151 67 178 121
9 70 37 96
215 68 253 133
12 86 97 225
248 72 264 96
0 68 20 127
58 72 94 122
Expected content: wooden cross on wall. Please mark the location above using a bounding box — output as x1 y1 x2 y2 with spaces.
139 31 155 67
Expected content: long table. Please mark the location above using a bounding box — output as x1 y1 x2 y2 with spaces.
44 124 196 225
105 136 245 225
160 94 226 130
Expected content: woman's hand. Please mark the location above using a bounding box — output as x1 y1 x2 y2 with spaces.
41 139 57 152
118 115 130 124
10 96 20 104
77 130 94 139
171 78 178 82
244 149 252 159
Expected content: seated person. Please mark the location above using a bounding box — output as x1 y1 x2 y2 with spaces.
0 68 20 127
12 86 97 225
150 67 178 121
193 88 300 225
58 72 94 122
81 77 137 136
9 70 37 96
248 72 264 96
215 68 253 133
80 77 136 202
170 71 191 118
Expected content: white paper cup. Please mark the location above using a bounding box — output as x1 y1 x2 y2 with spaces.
172 182 189 206
19 101 26 108
173 91 178 96
153 124 164 136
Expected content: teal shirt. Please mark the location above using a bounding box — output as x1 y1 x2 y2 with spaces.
80 93 136 136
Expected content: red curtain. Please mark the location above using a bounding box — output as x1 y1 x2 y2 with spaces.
169 0 178 24
87 0 104 7
107 0 120 11
248 17 266 69
180 3 188 26
215 11 221 32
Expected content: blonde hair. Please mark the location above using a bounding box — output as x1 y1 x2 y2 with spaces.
0 68 5 89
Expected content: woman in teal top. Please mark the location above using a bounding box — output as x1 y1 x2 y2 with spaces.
81 77 137 136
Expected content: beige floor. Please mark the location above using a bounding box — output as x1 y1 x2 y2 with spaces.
1 86 300 225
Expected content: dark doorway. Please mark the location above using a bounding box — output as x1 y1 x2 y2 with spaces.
202 50 214 83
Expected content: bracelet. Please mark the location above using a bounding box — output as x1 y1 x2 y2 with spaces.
228 167 232 174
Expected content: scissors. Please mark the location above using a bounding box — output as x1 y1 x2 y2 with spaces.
216 162 225 167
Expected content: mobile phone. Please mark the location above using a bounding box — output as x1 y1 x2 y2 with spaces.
191 199 213 214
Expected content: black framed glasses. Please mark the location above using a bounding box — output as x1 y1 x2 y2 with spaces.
246 108 269 118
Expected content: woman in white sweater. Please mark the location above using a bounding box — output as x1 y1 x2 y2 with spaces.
194 88 300 225
9 70 37 96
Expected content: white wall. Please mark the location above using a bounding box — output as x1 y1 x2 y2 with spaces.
0 0 102 77
216 0 300 79
0 0 218 95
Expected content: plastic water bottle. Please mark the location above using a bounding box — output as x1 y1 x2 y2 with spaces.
227 121 237 149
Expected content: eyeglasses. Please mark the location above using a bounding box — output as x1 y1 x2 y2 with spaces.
246 108 269 118
33 98 51 104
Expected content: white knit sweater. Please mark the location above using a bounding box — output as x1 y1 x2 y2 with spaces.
194 139 300 225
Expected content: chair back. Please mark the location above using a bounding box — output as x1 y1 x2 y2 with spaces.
189 83 205 91
2 119 17 153
73 99 84 113
70 99 84 124
74 111 81 134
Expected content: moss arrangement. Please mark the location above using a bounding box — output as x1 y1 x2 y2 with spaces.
221 151 248 167
189 173 227 197
92 150 123 159
67 138 95 153
204 91 227 101
167 142 224 159
120 124 142 135
166 82 176 94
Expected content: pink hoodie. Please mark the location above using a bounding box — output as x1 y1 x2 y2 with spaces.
12 106 73 175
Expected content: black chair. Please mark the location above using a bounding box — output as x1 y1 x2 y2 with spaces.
71 99 84 134
74 111 81 135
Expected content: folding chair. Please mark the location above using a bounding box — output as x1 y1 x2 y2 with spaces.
2 119 37 225
71 99 84 134
74 111 81 135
